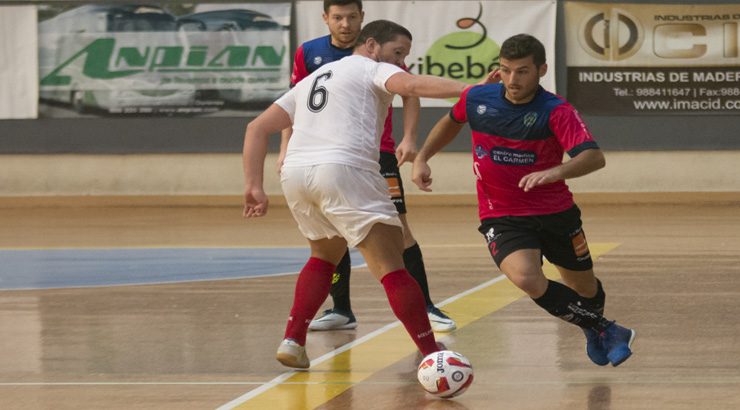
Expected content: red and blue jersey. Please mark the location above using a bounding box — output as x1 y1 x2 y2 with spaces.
450 83 599 219
290 34 396 153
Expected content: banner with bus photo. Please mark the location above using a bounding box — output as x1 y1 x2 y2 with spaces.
37 3 291 117
295 0 556 107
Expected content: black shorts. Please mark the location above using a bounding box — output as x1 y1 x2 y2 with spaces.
378 151 406 214
478 205 593 271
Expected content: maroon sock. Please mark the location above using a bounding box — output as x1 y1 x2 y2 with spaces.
284 257 335 345
381 269 437 356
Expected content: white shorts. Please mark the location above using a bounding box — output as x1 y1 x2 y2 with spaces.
280 164 402 248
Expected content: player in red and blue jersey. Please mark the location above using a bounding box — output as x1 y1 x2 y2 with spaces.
412 34 636 367
278 0 456 333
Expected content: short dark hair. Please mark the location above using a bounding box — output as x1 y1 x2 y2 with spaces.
323 0 362 13
500 34 546 67
355 20 412 48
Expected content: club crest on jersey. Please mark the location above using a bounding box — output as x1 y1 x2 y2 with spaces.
313 56 323 65
476 105 487 115
523 112 538 127
475 145 487 159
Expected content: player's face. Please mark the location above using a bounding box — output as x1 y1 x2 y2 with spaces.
498 56 547 104
322 4 364 49
376 35 411 67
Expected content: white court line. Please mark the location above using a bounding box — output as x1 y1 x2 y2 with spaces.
217 273 508 410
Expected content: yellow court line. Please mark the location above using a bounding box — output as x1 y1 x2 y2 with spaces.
223 243 620 410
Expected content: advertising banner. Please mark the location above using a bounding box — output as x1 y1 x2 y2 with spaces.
565 2 740 115
37 3 290 118
296 0 556 107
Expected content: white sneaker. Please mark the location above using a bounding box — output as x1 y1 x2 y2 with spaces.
276 339 310 369
427 305 457 332
308 309 358 331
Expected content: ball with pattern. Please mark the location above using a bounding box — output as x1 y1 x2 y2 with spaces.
417 350 474 398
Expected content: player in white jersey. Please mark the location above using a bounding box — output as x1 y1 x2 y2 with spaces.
278 53 398 175
243 20 491 369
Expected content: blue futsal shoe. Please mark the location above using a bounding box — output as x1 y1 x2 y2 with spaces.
602 322 636 367
583 328 609 366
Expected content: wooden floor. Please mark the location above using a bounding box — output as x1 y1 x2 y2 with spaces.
1 200 739 409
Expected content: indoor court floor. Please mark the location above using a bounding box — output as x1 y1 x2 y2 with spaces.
0 199 738 409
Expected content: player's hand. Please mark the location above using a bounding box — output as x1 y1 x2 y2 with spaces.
478 69 501 85
243 188 269 218
412 160 433 192
395 138 418 166
518 169 562 192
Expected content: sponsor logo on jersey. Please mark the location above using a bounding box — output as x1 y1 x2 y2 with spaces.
490 146 536 166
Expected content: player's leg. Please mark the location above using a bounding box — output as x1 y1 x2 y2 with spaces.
277 236 348 369
497 249 628 366
381 151 456 332
330 249 353 313
399 214 457 332
541 206 635 367
308 249 357 331
532 270 634 367
558 266 608 365
479 216 549 297
559 267 604 312
399 215 431 305
276 165 349 368
356 222 439 356
480 214 634 367
315 164 439 355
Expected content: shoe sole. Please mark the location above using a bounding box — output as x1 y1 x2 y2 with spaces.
608 329 636 367
276 352 310 369
430 322 457 333
308 322 358 331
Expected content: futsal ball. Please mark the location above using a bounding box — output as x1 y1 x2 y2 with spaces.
417 350 474 398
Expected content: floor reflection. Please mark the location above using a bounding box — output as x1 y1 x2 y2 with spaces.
587 385 612 410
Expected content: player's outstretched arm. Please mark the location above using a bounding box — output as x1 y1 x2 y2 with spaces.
412 114 465 191
518 148 606 192
386 71 467 99
386 67 500 100
243 104 292 218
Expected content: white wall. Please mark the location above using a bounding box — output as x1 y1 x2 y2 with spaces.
0 6 38 119
1 152 739 200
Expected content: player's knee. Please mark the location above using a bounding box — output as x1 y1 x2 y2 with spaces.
508 273 546 296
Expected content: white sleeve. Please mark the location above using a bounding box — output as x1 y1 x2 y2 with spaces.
372 62 404 95
274 88 297 122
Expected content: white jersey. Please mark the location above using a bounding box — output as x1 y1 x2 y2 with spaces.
275 54 404 172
